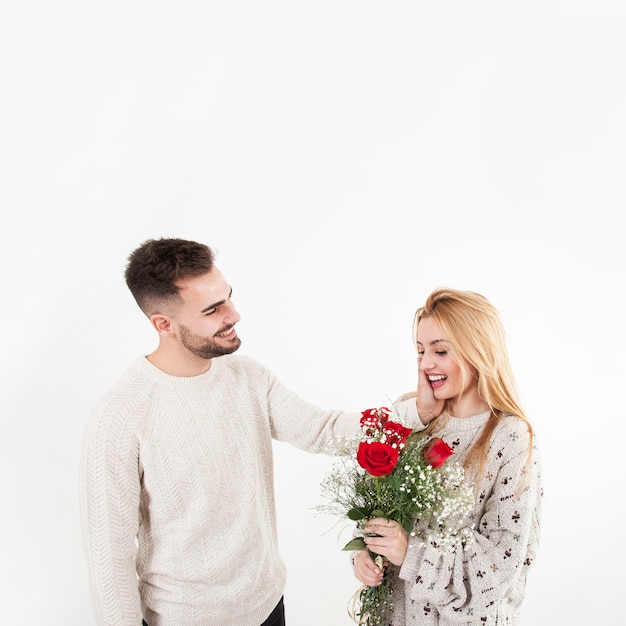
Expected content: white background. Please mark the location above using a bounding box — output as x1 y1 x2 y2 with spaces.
1 1 625 624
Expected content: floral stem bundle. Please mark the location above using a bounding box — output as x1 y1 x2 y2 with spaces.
318 407 474 626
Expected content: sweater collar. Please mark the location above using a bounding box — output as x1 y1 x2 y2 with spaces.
445 410 492 431
136 354 222 384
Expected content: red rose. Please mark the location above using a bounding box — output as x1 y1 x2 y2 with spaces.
360 407 392 436
361 407 392 421
383 421 412 448
422 437 455 468
356 441 399 476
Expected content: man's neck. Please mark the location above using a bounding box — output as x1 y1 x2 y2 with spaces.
146 348 213 377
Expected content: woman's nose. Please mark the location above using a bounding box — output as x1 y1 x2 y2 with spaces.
419 355 434 371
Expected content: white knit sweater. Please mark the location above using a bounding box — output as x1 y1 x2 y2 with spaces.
383 411 542 625
80 354 380 626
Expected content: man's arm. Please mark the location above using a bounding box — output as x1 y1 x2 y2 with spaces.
79 408 143 626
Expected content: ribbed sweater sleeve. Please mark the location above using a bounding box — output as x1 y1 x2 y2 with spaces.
79 366 148 625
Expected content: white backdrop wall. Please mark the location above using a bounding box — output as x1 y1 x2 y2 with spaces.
2 2 624 624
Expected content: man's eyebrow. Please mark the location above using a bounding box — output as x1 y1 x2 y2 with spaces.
200 287 233 313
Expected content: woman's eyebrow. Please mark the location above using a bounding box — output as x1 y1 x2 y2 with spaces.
417 339 450 346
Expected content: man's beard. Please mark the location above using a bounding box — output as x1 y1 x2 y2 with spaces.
179 324 241 359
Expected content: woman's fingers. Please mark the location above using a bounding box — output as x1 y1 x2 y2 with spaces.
354 548 384 586
362 518 408 567
364 517 400 536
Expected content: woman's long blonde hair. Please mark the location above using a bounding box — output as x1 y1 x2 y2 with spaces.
412 288 533 483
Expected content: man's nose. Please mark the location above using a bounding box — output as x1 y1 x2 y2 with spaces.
223 300 241 324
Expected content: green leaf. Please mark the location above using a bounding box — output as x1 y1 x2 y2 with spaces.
402 518 416 533
370 509 386 518
347 507 368 521
342 538 367 551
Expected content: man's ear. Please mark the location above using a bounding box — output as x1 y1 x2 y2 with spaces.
150 313 174 335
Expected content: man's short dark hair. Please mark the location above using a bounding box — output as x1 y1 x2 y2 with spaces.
125 238 215 315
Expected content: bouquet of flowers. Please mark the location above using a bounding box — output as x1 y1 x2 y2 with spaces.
317 407 475 626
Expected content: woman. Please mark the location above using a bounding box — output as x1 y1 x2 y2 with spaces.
353 288 542 625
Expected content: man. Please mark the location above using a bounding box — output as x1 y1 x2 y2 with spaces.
80 238 436 626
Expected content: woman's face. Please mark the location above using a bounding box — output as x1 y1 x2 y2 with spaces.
417 316 469 402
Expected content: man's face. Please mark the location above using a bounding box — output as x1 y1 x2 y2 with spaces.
173 267 242 359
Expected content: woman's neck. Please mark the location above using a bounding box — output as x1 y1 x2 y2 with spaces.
449 389 489 418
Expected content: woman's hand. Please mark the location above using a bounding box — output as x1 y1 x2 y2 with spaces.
354 549 385 587
416 360 444 424
362 518 408 567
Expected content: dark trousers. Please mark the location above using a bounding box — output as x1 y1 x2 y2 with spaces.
261 597 285 626
142 596 285 626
